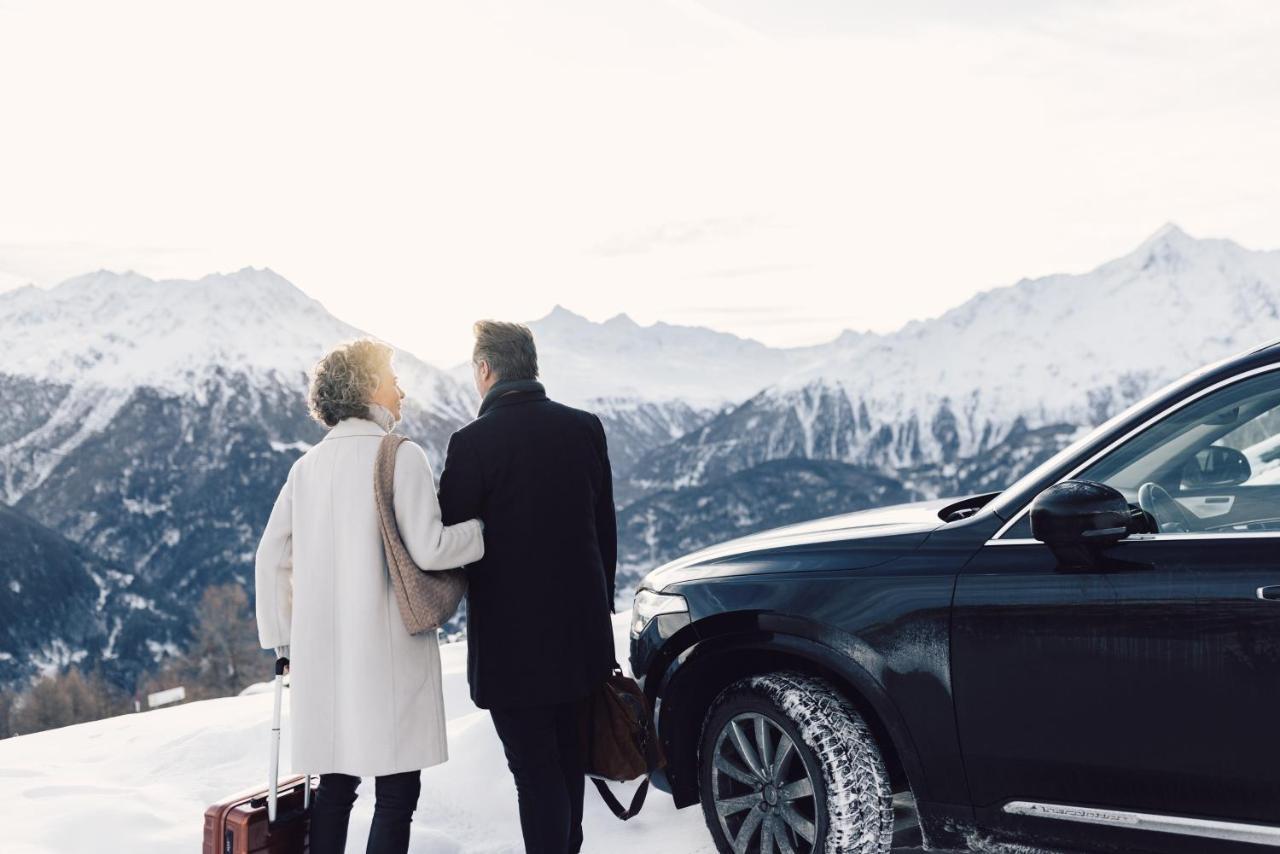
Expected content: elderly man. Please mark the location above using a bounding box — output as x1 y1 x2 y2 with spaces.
438 320 617 854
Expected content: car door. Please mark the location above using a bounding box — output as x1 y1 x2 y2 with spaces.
952 367 1280 848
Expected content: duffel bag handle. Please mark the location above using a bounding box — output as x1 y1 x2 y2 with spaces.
591 777 650 821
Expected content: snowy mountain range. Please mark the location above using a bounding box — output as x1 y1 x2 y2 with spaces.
515 304 815 408
0 269 477 687
625 224 1280 499
0 502 167 689
3 223 1279 689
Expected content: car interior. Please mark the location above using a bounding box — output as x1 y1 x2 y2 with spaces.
997 377 1280 538
1081 385 1280 534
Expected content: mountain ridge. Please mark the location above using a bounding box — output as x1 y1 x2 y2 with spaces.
624 224 1280 505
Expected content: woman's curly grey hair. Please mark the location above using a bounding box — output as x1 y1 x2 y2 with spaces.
308 339 394 427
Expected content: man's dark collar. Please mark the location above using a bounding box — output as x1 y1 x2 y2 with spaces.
478 379 547 416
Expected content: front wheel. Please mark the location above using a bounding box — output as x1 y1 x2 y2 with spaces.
698 672 893 854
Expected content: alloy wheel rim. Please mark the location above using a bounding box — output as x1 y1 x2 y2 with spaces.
711 712 818 854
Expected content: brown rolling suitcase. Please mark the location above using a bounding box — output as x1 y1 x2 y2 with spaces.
203 658 317 853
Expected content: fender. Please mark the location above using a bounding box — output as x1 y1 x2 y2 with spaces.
649 611 933 808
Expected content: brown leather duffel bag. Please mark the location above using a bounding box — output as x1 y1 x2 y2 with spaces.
585 668 667 820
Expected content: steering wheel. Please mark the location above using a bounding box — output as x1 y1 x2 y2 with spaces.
1137 482 1198 534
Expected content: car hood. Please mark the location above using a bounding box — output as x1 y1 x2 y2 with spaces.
640 497 953 591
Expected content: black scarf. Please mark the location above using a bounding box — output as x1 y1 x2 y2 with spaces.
478 379 546 416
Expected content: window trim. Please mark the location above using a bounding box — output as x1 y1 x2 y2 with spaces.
987 531 1280 546
990 363 1280 542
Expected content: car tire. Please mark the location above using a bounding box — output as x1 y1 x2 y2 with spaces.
698 671 894 854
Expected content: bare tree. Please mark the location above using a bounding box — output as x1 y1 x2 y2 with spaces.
142 584 273 702
3 584 273 737
0 688 13 739
9 668 129 736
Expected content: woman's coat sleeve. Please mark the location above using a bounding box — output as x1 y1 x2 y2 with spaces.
255 464 297 650
394 440 485 570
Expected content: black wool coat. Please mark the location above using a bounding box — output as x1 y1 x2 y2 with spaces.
438 381 617 710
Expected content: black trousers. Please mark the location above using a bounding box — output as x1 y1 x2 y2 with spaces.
309 770 422 854
490 698 588 854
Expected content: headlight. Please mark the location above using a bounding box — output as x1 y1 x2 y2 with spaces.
631 588 688 636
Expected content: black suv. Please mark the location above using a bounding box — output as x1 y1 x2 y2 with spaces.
630 342 1280 854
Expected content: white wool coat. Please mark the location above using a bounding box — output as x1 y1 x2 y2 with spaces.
255 416 484 776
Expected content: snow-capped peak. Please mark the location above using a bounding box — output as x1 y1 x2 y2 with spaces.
0 267 476 506
1113 221 1257 276
525 304 801 408
538 303 591 327
1137 221 1192 249
603 312 639 329
0 268 455 404
753 225 1280 469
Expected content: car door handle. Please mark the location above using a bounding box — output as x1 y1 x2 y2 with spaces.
1257 586 1280 601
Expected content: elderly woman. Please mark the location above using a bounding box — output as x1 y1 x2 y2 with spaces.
255 339 484 854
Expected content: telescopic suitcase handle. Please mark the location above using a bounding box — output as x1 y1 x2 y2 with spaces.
268 657 311 823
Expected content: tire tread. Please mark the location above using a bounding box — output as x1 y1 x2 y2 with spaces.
700 671 895 854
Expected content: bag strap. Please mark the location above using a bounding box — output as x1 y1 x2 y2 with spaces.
374 434 420 622
591 777 650 821
372 434 406 551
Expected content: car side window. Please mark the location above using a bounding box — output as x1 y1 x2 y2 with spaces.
1000 513 1033 539
1207 408 1280 486
1002 369 1280 538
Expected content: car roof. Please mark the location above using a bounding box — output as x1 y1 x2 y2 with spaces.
1248 336 1280 356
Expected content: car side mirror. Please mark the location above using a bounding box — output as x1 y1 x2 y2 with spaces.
1181 445 1251 488
1031 480 1131 569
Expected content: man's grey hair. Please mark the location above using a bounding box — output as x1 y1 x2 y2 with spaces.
472 320 538 382
308 338 394 427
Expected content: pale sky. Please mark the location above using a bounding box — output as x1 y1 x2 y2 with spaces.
1 0 1278 366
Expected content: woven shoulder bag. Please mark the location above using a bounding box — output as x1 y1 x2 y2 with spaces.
373 434 468 634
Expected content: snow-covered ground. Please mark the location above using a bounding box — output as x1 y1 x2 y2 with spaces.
0 615 720 854
0 611 950 853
